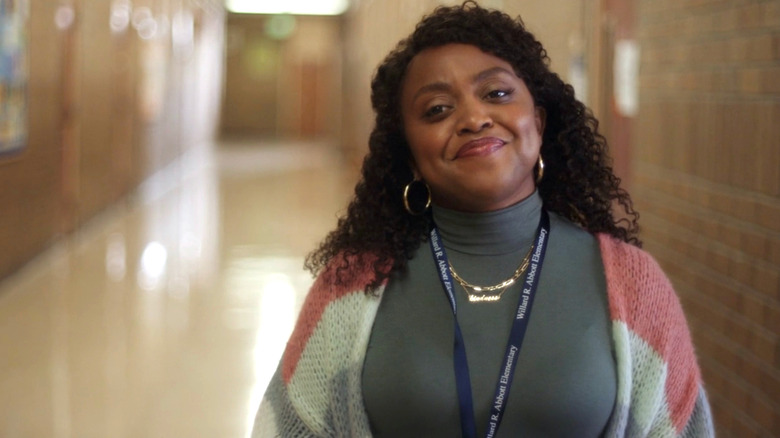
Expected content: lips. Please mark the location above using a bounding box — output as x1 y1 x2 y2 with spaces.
454 137 506 159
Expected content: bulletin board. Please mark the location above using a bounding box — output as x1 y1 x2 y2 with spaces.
0 0 28 157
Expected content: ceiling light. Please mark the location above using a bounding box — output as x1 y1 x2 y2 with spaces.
225 0 349 15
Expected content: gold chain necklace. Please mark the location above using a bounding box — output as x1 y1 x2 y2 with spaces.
448 246 533 303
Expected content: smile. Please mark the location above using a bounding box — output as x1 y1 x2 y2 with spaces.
454 137 506 159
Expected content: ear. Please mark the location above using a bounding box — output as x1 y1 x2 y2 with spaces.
534 106 546 136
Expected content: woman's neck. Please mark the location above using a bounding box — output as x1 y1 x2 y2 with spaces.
432 191 542 256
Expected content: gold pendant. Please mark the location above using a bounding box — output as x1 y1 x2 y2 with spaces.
460 283 511 302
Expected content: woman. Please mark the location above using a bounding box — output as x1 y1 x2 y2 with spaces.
254 2 714 437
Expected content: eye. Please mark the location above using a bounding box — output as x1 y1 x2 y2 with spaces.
424 104 448 118
485 88 514 100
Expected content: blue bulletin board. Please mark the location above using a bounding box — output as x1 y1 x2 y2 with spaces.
0 0 28 157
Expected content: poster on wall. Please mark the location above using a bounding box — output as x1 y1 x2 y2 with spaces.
0 0 28 157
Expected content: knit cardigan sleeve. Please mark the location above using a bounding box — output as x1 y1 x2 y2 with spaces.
252 255 383 438
598 234 715 437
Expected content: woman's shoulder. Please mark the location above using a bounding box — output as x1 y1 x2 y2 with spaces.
299 252 386 323
596 233 673 307
315 252 384 295
549 216 666 293
597 232 657 267
596 233 698 362
549 212 599 245
281 252 384 384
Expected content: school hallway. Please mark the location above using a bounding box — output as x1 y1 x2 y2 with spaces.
1 1 779 436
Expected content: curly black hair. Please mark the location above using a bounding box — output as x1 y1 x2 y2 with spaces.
305 1 640 291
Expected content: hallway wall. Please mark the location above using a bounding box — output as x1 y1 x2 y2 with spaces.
221 13 343 140
0 0 225 281
633 1 780 436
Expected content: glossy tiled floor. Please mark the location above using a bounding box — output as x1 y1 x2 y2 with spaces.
0 139 356 438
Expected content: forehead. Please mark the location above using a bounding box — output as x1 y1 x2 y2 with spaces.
403 44 517 91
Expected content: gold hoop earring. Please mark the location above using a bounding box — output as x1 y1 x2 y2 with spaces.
403 180 431 215
536 155 544 184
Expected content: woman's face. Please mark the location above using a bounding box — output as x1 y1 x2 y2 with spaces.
400 44 544 213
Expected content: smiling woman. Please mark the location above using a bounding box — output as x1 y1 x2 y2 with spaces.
401 44 545 212
253 2 715 437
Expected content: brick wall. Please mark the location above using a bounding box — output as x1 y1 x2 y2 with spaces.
635 1 780 436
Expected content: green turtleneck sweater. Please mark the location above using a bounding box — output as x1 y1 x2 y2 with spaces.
362 192 616 437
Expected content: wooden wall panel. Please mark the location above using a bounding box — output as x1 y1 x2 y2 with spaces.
221 14 342 140
0 1 63 280
0 0 225 282
78 0 118 222
221 14 280 137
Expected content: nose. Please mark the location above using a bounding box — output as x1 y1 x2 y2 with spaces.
456 99 493 135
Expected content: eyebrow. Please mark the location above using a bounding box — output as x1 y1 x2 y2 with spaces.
411 66 517 103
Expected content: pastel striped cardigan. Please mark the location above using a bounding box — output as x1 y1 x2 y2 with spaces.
254 234 715 437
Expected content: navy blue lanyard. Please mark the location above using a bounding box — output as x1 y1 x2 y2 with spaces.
429 209 550 438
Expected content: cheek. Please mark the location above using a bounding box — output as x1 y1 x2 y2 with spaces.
516 116 543 147
406 125 444 160
517 113 540 134
408 146 437 179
